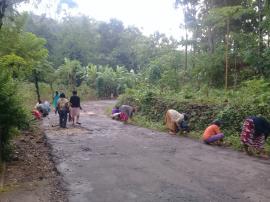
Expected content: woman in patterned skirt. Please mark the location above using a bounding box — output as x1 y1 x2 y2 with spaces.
240 116 270 158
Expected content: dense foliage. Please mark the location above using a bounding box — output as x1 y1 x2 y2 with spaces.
118 79 270 150
175 0 270 88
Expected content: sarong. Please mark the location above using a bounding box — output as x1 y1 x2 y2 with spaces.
70 107 80 118
240 118 265 149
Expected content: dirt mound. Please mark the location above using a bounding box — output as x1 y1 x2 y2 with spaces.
0 122 67 202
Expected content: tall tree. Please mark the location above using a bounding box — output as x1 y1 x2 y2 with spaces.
56 58 84 90
0 0 42 30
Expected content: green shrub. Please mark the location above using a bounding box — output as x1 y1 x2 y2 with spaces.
117 79 270 154
132 115 165 131
0 72 28 161
225 133 242 150
217 104 270 134
77 83 96 101
118 89 221 130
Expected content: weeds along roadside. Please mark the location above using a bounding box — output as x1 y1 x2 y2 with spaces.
116 83 270 155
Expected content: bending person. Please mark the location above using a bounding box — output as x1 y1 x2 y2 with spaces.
112 105 135 122
165 109 189 135
112 106 120 115
36 101 50 117
119 105 135 118
241 116 270 157
202 120 224 144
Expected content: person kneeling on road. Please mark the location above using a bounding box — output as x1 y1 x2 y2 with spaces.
202 119 224 145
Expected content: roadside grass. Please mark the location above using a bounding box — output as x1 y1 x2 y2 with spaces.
0 184 17 193
265 139 270 154
105 106 113 116
131 115 166 131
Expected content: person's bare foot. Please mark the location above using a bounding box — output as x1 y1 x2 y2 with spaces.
216 139 225 146
243 145 252 155
169 131 176 135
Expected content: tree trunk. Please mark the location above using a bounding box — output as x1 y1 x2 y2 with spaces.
184 22 188 70
208 27 214 53
258 0 263 55
257 0 264 75
0 0 7 30
233 55 237 89
225 18 230 90
267 32 270 48
192 24 198 69
49 82 54 101
0 128 2 162
34 70 41 103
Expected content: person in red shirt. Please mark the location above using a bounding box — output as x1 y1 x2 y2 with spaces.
32 109 42 120
202 120 224 144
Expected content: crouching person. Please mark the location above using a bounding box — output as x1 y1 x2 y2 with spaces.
112 112 128 122
240 116 270 158
35 101 50 117
112 105 135 123
202 120 224 145
165 109 189 135
119 105 135 120
32 109 42 120
111 106 120 115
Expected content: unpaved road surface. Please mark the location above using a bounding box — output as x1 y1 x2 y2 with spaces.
0 122 66 202
44 100 270 202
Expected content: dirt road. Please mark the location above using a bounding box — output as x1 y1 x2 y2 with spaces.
44 100 270 202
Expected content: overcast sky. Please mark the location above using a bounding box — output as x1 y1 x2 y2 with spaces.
19 0 184 39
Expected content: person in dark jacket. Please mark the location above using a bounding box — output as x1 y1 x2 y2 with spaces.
240 116 270 158
69 90 82 125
